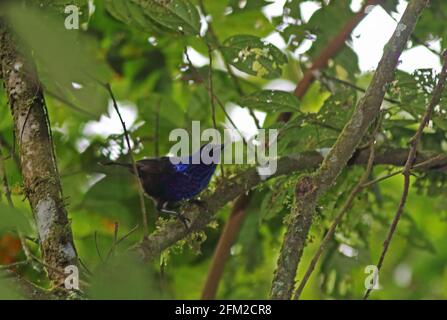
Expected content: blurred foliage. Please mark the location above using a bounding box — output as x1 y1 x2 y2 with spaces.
0 0 447 300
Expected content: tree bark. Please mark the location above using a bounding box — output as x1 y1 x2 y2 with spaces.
137 147 446 261
270 0 429 300
0 20 77 286
201 0 380 299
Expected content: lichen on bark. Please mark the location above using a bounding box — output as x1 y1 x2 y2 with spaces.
270 0 429 300
0 20 77 286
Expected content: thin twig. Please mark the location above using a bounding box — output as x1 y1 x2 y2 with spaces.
0 148 36 269
27 253 89 289
0 260 28 270
361 155 447 188
18 232 35 266
105 221 119 262
0 147 14 207
271 0 429 299
197 0 261 129
116 224 139 246
109 224 141 255
293 115 382 299
103 83 149 238
154 97 161 158
207 46 225 177
0 133 19 166
364 51 447 300
183 49 249 147
78 258 93 277
94 231 104 263
201 0 381 300
320 72 401 105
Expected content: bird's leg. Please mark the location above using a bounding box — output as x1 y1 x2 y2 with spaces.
157 201 190 229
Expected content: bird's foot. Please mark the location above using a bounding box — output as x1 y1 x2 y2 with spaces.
176 212 191 229
160 207 190 229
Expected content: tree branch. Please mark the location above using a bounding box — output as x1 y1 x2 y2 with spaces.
277 0 380 123
135 147 445 262
202 0 389 299
363 51 447 299
270 0 428 300
0 19 77 286
293 115 382 299
103 83 149 238
2 270 57 300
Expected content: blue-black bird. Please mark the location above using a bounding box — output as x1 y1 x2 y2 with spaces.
105 144 225 227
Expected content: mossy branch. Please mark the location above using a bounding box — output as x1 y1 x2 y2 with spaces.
270 0 429 300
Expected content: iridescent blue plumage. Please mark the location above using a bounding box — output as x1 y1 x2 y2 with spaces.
161 152 218 202
106 144 224 225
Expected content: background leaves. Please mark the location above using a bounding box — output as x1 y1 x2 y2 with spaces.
0 0 447 300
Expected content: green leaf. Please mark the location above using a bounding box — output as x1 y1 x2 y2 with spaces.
238 90 300 113
129 0 202 35
227 0 269 12
387 69 447 118
0 277 21 299
0 204 32 233
221 35 287 79
260 186 289 220
315 88 357 128
89 253 165 299
104 0 163 32
6 6 111 119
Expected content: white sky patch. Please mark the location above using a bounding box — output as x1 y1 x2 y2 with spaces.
351 5 399 72
184 46 209 67
393 263 412 287
338 243 358 258
83 173 106 193
82 1 443 152
352 1 441 73
226 79 295 139
399 45 442 73
83 100 137 138
262 0 286 19
263 79 296 91
350 0 363 13
226 102 266 139
299 1 321 23
71 82 83 89
263 31 287 50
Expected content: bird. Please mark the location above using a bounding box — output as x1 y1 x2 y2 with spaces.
104 143 225 227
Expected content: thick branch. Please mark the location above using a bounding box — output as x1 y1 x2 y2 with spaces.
201 0 378 299
136 147 445 261
0 20 77 286
270 0 428 300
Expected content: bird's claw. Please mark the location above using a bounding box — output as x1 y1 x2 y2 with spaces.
176 213 190 229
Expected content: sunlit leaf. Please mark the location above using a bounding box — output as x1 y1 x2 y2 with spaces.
221 35 287 79
130 0 201 35
238 90 300 113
